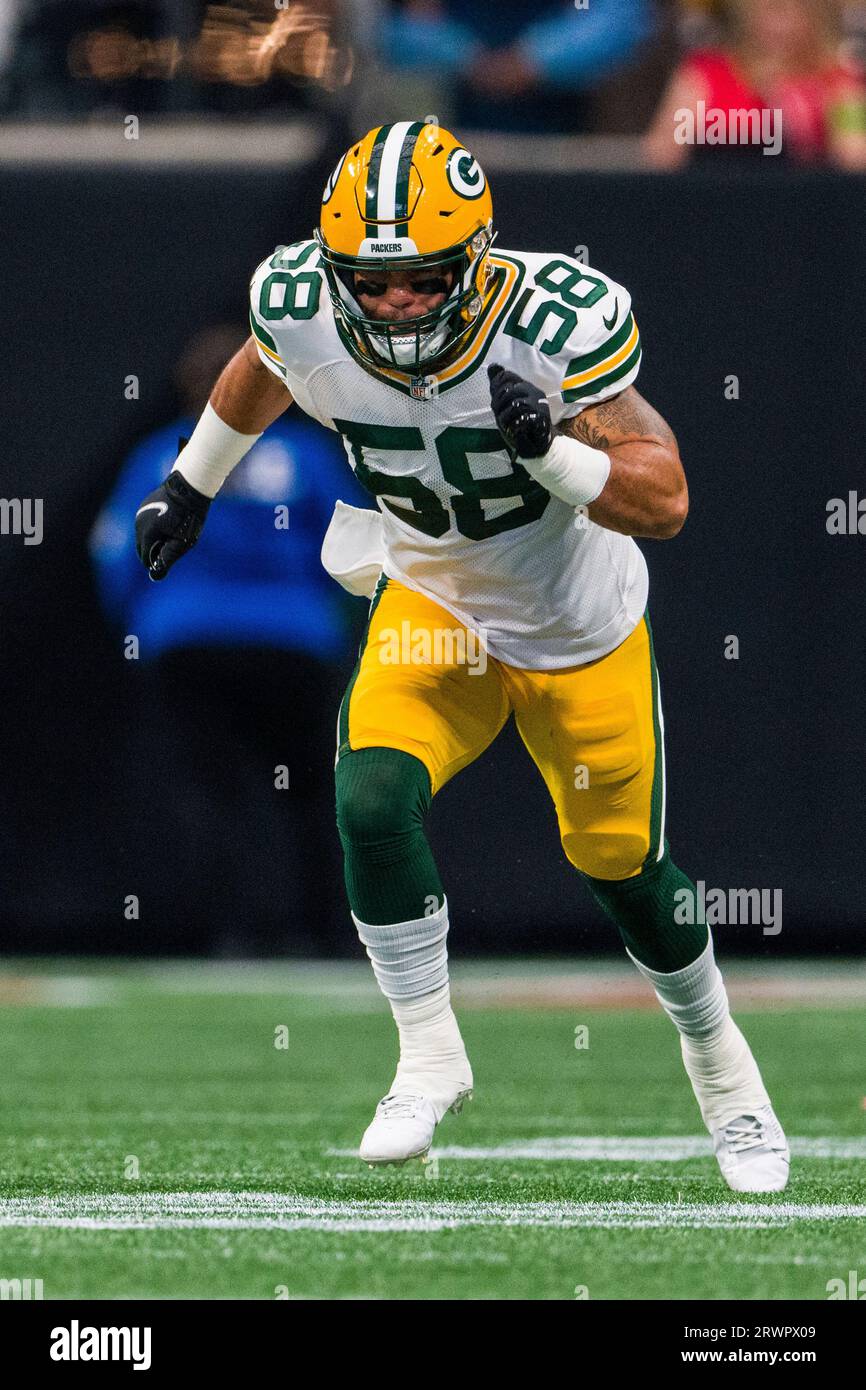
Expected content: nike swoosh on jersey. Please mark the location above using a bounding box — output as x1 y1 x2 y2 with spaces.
136 501 168 518
602 300 619 331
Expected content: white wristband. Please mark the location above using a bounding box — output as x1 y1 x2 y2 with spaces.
522 432 611 509
174 401 262 499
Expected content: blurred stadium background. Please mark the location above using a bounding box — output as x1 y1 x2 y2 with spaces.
2 0 865 959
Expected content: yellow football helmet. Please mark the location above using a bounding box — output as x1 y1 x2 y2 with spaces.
315 121 495 375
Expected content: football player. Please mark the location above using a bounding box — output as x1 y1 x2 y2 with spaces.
135 122 789 1191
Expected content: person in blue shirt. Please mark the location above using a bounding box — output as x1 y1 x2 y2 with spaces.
378 0 656 132
90 323 369 952
92 323 368 662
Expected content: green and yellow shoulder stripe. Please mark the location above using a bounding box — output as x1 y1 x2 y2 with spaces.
249 310 287 380
560 300 642 405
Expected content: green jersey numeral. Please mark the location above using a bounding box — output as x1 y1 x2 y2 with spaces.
504 257 608 351
335 421 449 538
435 427 549 539
333 420 549 542
535 259 608 309
504 288 577 356
259 243 321 322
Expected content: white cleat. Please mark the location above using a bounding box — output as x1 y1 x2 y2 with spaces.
712 1105 790 1192
359 1088 471 1167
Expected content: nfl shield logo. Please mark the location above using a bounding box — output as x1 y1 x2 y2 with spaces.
410 375 438 400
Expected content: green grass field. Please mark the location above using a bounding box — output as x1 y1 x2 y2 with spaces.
1 957 864 1300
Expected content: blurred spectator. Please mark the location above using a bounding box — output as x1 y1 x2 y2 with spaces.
1 0 354 117
376 0 656 133
4 1 189 115
645 0 866 167
89 324 369 952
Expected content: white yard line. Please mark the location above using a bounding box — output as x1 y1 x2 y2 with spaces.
0 1193 864 1233
329 1135 866 1162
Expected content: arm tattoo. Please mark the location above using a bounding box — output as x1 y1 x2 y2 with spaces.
559 387 676 453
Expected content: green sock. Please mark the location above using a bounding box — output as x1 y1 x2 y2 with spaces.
335 746 444 925
581 848 708 971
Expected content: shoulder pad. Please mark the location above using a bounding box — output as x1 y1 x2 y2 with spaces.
498 251 641 409
248 240 324 379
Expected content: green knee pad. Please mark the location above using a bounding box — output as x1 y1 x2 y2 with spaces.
335 746 444 925
581 849 708 972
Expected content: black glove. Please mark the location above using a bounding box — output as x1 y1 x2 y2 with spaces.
135 466 211 581
488 363 553 459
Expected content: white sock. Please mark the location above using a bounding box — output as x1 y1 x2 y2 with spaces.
390 984 473 1117
353 900 472 1118
627 935 770 1132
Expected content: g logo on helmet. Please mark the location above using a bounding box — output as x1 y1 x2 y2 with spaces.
322 153 346 204
446 148 486 200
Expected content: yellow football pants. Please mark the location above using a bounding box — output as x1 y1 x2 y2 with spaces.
337 577 665 880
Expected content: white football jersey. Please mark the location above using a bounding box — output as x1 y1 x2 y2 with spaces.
249 240 647 670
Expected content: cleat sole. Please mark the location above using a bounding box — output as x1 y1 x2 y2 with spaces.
364 1152 429 1168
